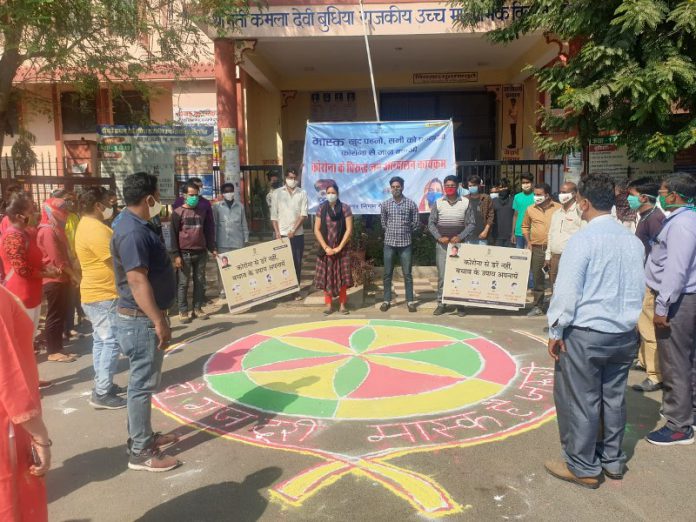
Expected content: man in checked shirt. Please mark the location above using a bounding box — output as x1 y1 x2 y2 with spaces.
380 176 420 313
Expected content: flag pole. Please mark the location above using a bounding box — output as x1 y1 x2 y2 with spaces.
358 0 380 121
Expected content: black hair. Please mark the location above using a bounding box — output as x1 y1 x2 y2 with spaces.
79 186 109 214
51 188 67 198
578 173 615 211
664 172 696 201
123 172 158 206
326 182 339 195
534 183 551 195
189 177 202 185
467 175 482 185
627 177 660 198
106 189 117 198
5 192 33 220
498 178 510 188
183 180 200 193
286 168 297 176
520 173 534 183
443 175 458 185
267 171 280 180
389 176 405 188
221 183 235 192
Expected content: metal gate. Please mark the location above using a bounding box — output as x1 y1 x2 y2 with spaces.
241 165 283 238
457 160 565 194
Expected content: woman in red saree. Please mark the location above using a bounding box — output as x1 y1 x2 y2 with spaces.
0 285 51 521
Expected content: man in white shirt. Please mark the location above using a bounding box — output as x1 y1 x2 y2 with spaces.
271 168 308 300
545 182 583 292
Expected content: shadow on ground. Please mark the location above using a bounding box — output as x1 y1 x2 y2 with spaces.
135 467 283 522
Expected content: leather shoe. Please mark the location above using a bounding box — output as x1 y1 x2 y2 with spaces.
631 378 663 392
603 468 623 480
379 302 390 312
407 303 417 313
544 460 600 489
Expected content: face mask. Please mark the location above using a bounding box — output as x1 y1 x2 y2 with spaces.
286 179 297 189
558 193 574 205
489 193 499 199
521 183 532 192
427 191 443 205
223 192 235 202
101 205 114 220
444 187 458 197
458 187 469 197
534 195 546 205
271 181 281 189
148 197 163 219
185 195 199 207
326 194 338 203
468 186 479 195
391 188 402 198
499 190 510 198
627 194 643 210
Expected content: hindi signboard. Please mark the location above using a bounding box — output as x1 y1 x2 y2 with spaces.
217 239 300 313
442 244 531 310
302 120 456 214
98 125 215 202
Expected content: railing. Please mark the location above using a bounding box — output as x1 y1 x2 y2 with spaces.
456 160 565 193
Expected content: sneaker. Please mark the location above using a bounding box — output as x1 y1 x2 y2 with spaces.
380 302 390 312
456 307 466 317
407 303 417 313
89 392 127 410
526 307 544 317
433 304 447 316
631 378 663 393
110 383 128 395
128 448 180 472
179 312 192 324
194 307 209 320
646 425 695 446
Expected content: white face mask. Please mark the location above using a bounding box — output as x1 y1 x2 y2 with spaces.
558 193 574 205
534 195 546 205
101 205 114 220
521 183 532 192
326 193 338 203
223 192 235 202
286 178 297 189
148 196 163 218
489 193 499 199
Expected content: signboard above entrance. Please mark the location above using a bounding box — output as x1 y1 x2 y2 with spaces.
413 72 478 84
209 2 532 37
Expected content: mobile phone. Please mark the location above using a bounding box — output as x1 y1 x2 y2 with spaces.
30 445 41 467
542 265 550 274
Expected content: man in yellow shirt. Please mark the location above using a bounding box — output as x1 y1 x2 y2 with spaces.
75 187 126 410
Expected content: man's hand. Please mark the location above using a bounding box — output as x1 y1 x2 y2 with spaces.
479 231 488 240
155 318 172 350
510 234 516 245
212 250 218 258
654 314 670 329
548 338 566 361
274 231 281 240
174 256 182 269
449 236 460 244
438 237 450 245
287 230 295 239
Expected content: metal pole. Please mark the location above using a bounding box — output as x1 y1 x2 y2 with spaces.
358 0 380 121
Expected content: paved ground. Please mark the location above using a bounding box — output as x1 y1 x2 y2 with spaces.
41 300 696 522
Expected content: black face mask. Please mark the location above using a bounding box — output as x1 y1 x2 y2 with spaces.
271 181 282 189
499 190 510 198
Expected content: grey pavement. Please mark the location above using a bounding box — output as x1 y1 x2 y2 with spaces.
42 302 696 522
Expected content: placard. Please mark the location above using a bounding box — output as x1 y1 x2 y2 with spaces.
502 85 523 160
442 244 531 310
217 239 300 313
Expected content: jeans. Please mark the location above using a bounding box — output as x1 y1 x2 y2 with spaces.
288 235 305 284
177 250 208 312
515 235 526 249
435 242 448 300
83 299 121 395
117 313 165 454
466 238 487 245
530 245 546 309
43 282 69 354
494 238 513 247
383 245 414 303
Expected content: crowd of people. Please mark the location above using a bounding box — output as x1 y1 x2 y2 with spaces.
0 167 694 516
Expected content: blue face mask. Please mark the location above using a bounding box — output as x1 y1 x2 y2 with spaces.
427 192 443 205
627 194 642 210
468 186 479 195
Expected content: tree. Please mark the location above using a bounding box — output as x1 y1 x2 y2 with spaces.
0 0 251 153
454 0 696 161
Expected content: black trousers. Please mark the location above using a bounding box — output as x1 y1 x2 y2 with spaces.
44 281 69 354
288 235 305 284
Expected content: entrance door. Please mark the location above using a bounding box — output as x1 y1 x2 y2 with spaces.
380 91 496 161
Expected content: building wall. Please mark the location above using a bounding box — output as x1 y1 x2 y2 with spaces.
245 76 283 165
172 80 217 112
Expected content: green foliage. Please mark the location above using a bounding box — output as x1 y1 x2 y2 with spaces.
453 0 696 161
10 128 37 174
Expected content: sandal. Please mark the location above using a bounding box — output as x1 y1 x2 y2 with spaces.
323 308 333 316
339 307 350 315
48 353 76 363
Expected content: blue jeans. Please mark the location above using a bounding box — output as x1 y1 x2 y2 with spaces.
177 250 208 312
117 313 165 454
82 299 120 395
466 238 488 245
383 245 414 303
515 235 526 248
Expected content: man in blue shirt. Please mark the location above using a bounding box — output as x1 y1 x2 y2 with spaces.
111 172 180 473
645 172 696 446
545 174 645 489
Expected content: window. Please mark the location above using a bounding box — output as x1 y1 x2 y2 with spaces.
60 92 97 134
112 91 150 125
